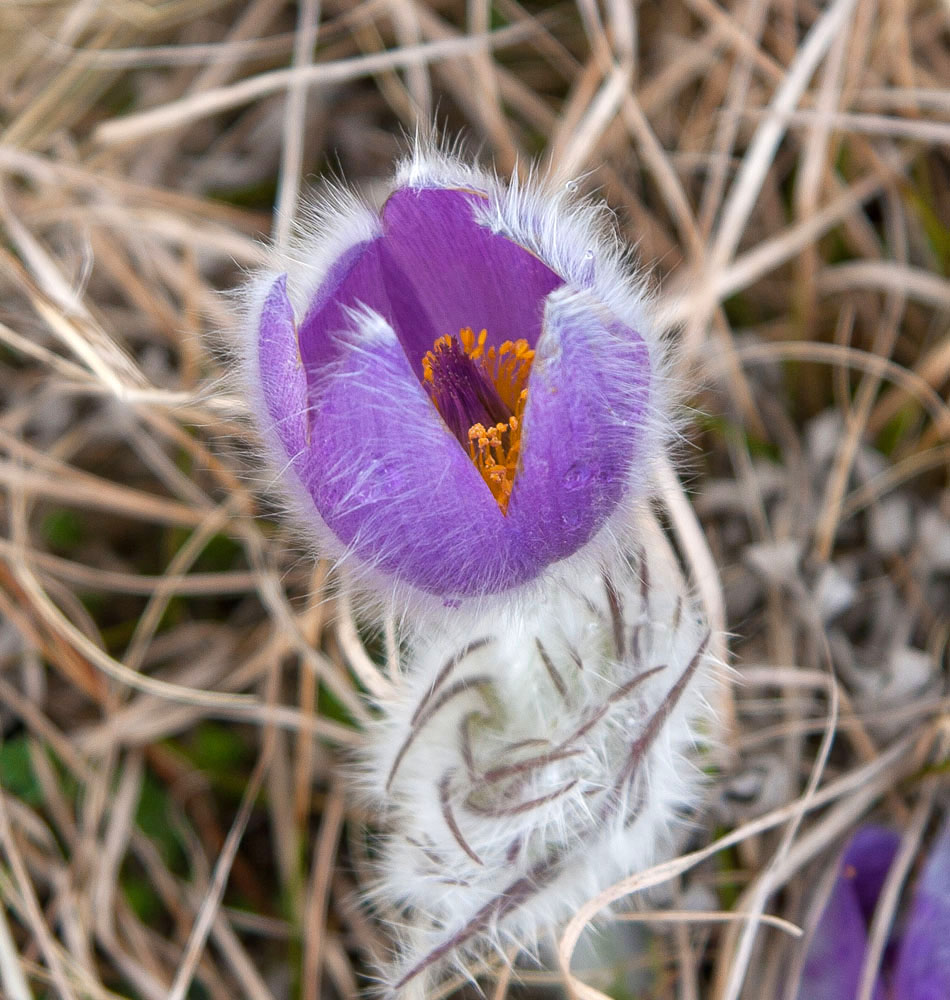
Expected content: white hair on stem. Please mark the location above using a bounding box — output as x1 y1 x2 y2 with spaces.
355 511 719 996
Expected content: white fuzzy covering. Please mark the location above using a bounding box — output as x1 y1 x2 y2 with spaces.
359 513 717 996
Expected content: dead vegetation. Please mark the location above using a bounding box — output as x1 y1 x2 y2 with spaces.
0 1 947 998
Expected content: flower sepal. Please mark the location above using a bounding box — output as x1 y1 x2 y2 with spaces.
240 145 670 609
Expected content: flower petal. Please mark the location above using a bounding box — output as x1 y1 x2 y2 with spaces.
250 171 667 598
300 309 519 595
893 814 950 1000
505 293 651 565
844 826 902 923
380 187 563 360
296 238 416 374
257 274 307 461
796 827 898 1000
296 188 565 413
798 886 878 1000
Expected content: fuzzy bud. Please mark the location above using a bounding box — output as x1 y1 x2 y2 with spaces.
360 520 715 995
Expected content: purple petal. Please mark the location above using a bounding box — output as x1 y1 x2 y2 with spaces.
300 310 518 596
796 827 899 1000
797 885 880 1000
260 196 657 597
797 877 877 999
296 238 416 375
894 814 950 1000
504 296 650 564
257 275 307 461
296 189 562 384
843 826 902 923
380 187 563 361
288 291 656 596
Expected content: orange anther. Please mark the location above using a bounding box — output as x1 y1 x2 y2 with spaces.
426 327 534 514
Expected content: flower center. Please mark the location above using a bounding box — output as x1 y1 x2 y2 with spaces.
422 327 534 514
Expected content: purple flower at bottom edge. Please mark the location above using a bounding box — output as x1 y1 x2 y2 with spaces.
243 149 663 599
893 814 950 1000
797 815 950 1000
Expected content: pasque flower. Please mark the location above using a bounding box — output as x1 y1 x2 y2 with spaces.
242 146 666 600
362 524 713 996
237 144 715 997
797 816 950 1000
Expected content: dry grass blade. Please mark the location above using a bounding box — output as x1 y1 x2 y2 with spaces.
0 1 947 999
93 23 541 145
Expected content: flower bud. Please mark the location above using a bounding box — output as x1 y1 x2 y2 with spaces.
359 523 714 995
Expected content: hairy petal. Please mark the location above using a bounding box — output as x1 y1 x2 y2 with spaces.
292 287 657 596
507 292 651 561
380 187 563 358
296 188 563 378
257 267 655 598
302 309 517 595
246 155 671 600
257 275 308 461
295 238 428 375
894 815 950 1000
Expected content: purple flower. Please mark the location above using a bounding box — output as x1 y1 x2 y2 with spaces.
242 148 665 599
797 815 950 1000
894 814 950 999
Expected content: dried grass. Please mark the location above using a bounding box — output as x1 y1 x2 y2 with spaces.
0 1 948 998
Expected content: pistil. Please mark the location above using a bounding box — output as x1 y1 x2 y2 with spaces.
422 328 534 514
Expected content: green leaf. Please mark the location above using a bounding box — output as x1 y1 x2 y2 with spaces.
41 509 84 551
0 736 43 807
135 771 186 870
191 722 249 772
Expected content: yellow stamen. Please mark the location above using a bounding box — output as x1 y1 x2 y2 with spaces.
422 328 534 514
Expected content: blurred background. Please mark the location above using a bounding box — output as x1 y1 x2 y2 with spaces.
0 1 947 998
